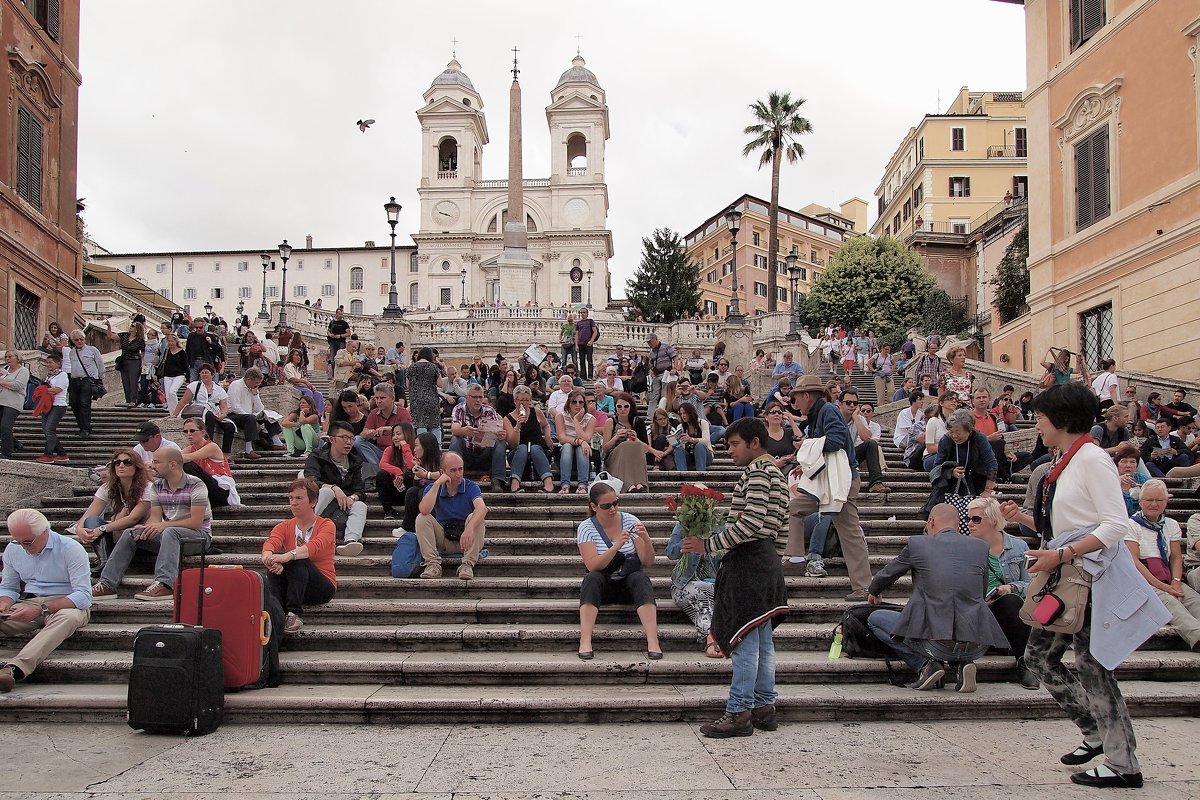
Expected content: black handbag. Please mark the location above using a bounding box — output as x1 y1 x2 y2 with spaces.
585 515 641 580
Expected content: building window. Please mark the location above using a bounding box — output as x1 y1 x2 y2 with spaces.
296 259 303 270
183 288 197 300
706 271 716 284
186 262 194 273
410 253 419 273
753 282 768 297
754 254 768 269
1079 302 1114 370
350 266 364 290
155 263 166 273
211 287 223 300
380 283 389 295
776 287 788 303
704 300 718 316
123 264 135 274
949 177 971 198
1013 175 1028 199
267 286 279 299
797 266 807 282
237 286 251 298
722 261 732 277
213 262 221 272
951 127 965 151
571 286 583 304
237 261 248 272
12 285 38 350
877 196 885 217
893 213 901 232
349 299 364 314
751 232 760 246
913 184 924 206
15 106 43 209
951 218 970 235
902 200 911 221
776 261 787 275
918 137 924 160
325 258 333 270
409 283 419 306
439 287 452 306
1075 126 1110 231
1070 0 1106 52
321 284 335 297
158 288 171 300
293 285 307 298
1014 127 1028 158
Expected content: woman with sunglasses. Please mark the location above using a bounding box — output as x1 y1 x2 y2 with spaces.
575 482 660 660
180 419 239 508
74 448 152 576
674 403 713 472
763 405 797 470
964 496 1038 689
503 385 556 493
601 392 651 493
554 390 595 494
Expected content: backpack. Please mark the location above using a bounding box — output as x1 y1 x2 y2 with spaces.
24 375 45 411
390 531 422 578
837 602 905 660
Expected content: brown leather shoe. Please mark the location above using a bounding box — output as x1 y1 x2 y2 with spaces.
700 710 754 738
420 560 442 579
457 563 474 581
750 704 778 731
0 666 15 693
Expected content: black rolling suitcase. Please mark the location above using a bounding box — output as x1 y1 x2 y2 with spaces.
127 541 224 735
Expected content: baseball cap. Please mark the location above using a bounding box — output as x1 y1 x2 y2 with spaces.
134 421 160 443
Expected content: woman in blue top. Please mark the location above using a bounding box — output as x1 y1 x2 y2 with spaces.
575 482 659 660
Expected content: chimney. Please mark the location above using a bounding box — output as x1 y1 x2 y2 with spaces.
365 240 375 248
305 234 313 249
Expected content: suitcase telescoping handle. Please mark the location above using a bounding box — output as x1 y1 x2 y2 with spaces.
172 539 208 627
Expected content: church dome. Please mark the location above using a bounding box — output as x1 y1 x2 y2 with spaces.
555 55 600 89
431 58 475 91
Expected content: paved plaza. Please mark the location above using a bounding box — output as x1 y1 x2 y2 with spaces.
7 718 1198 799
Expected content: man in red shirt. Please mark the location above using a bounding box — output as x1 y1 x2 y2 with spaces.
971 388 1011 481
358 383 411 465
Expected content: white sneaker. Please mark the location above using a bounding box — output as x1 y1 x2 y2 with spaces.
391 528 409 539
336 541 363 557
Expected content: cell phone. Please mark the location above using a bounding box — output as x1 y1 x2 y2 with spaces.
1024 553 1038 570
984 587 1001 602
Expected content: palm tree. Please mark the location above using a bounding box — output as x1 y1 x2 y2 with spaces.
742 92 813 312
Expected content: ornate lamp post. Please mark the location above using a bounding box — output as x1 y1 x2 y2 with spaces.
585 268 593 309
459 267 468 307
277 239 292 328
786 246 802 339
236 300 245 319
258 253 273 320
383 196 402 318
724 207 744 322
204 301 213 318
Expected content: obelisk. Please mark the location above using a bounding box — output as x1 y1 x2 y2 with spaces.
498 47 533 304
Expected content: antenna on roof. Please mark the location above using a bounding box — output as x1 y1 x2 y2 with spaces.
451 37 457 59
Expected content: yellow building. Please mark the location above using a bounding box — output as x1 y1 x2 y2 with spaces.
989 0 1200 380
684 194 865 318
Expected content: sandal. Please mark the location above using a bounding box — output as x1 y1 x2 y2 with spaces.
575 485 588 495
704 636 724 659
558 485 571 494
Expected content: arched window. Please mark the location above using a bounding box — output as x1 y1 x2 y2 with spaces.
567 133 587 170
526 213 538 233
438 137 458 172
350 266 364 290
408 282 419 306
349 299 363 315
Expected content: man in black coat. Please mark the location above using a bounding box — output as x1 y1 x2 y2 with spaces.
303 421 367 556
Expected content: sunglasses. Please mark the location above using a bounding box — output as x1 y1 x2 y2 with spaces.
110 458 136 467
596 499 620 510
570 399 585 405
842 400 859 406
966 515 985 524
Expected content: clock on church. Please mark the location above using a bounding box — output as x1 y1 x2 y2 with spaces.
433 201 460 225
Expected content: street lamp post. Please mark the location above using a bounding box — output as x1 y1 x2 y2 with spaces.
258 254 273 320
277 239 292 328
785 246 802 339
383 197 402 318
203 301 213 321
585 268 593 309
236 300 245 320
459 267 467 307
724 207 744 323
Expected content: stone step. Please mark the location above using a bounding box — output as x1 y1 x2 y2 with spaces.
1 680 1195 725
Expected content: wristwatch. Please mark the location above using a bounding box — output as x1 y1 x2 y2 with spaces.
98 524 107 535
39 603 50 618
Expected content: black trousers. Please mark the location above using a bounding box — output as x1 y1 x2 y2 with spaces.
402 485 424 532
119 358 141 404
204 411 238 453
989 592 1030 657
267 558 336 615
376 471 408 514
67 376 94 435
854 440 885 486
183 461 232 508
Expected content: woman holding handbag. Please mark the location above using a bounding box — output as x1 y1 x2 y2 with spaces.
1013 381 1166 789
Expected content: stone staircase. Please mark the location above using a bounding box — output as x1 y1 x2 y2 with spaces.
2 387 1199 725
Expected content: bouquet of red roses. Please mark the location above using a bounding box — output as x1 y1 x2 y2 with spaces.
666 483 728 573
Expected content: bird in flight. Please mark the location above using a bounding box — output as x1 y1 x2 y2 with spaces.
356 119 376 132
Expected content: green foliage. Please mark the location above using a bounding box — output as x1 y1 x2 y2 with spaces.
990 221 1030 324
625 228 703 324
923 288 972 337
806 236 936 334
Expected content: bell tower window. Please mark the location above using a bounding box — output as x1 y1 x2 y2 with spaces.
438 137 458 174
567 133 587 175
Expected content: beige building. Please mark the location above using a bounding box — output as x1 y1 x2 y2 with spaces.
872 88 1028 300
684 194 864 318
989 0 1200 380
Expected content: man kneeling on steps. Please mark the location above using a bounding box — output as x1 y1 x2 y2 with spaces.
415 452 487 581
865 503 1009 692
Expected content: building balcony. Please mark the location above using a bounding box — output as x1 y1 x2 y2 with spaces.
437 170 458 180
986 145 1027 159
567 167 587 176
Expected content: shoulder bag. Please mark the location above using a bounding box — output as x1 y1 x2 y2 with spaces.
584 515 640 580
1019 556 1091 634
77 350 107 400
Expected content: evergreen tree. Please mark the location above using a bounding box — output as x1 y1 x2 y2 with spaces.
625 228 702 323
806 235 936 335
990 221 1030 324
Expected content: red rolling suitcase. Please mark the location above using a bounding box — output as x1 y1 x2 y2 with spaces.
175 565 272 690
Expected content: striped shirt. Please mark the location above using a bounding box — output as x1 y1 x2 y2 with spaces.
149 474 212 535
706 454 789 555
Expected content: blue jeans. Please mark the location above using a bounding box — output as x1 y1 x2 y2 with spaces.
354 436 384 465
416 425 443 447
727 622 777 713
728 402 755 421
675 442 713 471
558 442 590 486
511 443 552 482
708 424 726 445
449 436 507 481
99 526 211 590
41 405 67 456
867 609 988 672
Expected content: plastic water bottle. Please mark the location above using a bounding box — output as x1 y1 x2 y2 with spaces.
827 631 843 660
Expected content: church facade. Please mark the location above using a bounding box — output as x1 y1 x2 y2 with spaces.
411 56 614 310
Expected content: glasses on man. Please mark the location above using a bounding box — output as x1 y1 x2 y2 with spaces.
14 536 38 548
332 434 355 442
110 458 136 467
596 499 620 510
842 400 859 407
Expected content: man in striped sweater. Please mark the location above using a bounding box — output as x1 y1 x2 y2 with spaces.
683 417 789 738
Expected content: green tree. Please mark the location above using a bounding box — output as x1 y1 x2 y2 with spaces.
990 220 1030 324
742 91 813 313
625 228 702 323
806 235 936 335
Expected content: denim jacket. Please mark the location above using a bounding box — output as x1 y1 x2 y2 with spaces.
997 532 1032 597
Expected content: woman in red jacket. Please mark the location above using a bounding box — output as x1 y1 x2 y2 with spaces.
261 478 337 634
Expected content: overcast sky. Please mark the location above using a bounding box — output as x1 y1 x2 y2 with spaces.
78 1 1025 292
